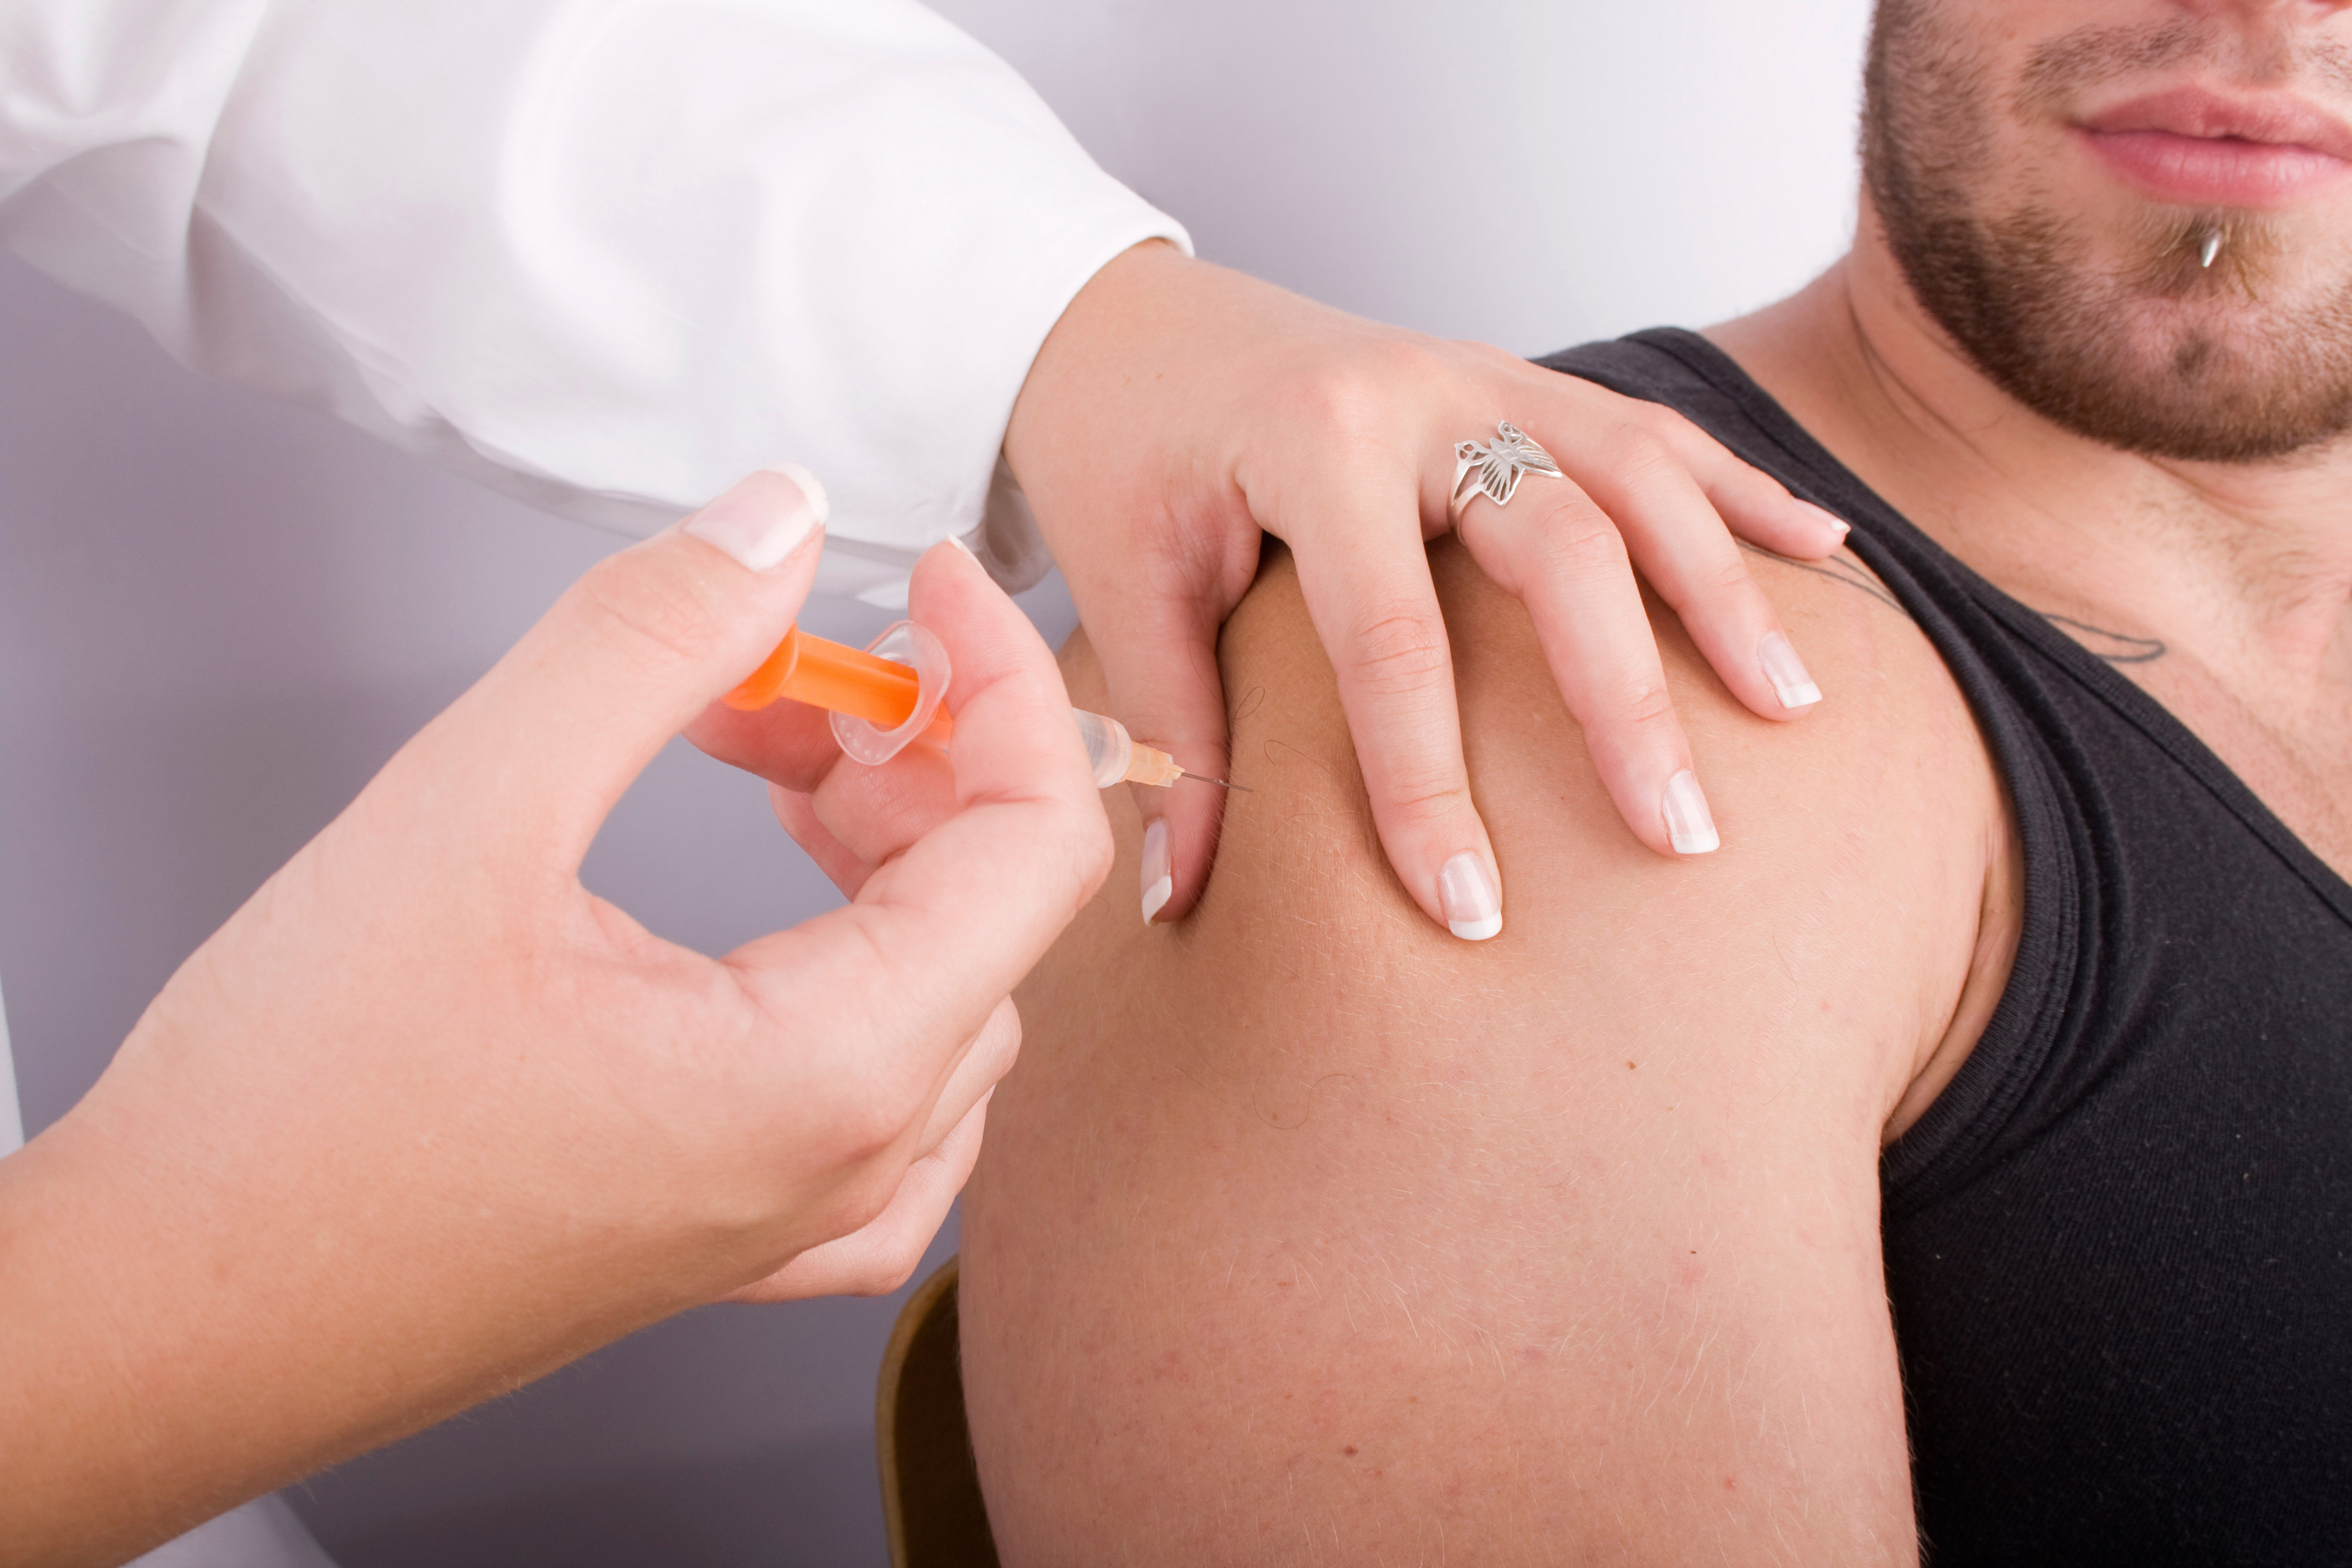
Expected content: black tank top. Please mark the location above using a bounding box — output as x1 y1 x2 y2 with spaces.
1543 331 2352 1566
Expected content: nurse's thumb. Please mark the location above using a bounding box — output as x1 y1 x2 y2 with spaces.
434 468 827 868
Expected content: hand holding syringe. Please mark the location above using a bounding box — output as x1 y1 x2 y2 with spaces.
725 619 1245 791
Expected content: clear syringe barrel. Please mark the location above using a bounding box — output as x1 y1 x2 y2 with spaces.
1073 708 1184 788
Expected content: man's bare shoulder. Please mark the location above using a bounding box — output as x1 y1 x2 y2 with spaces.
963 538 2010 1566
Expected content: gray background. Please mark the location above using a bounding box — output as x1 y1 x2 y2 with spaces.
0 2 1870 1562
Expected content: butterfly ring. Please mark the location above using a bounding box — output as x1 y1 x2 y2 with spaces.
1449 421 1563 523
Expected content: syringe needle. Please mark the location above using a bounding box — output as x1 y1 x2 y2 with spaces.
1079 712 1254 792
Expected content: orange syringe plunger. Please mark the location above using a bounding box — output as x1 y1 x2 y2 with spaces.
724 622 1194 786
725 621 955 766
724 625 929 726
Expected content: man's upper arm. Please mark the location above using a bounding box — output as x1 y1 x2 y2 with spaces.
962 539 2000 1565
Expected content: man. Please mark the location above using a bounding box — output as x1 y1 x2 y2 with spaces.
950 0 2352 1561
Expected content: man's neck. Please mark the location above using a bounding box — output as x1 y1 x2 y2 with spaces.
1702 217 2352 681
1710 213 2352 863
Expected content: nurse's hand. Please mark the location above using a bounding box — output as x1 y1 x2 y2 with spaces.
1006 243 1848 936
0 473 1110 1567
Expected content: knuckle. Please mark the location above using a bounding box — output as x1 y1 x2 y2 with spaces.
1635 402 1701 446
1535 503 1635 582
1285 365 1383 431
1698 552 1761 601
826 1180 899 1247
1361 337 1458 397
969 995 1024 1063
570 554 727 670
1752 470 1797 505
1620 677 1679 733
1287 341 1453 429
851 1250 923 1299
1606 425 1685 488
1377 766 1475 829
1069 808 1117 897
828 1087 911 1168
1342 606 1454 697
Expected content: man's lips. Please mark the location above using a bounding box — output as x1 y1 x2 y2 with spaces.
2075 87 2352 206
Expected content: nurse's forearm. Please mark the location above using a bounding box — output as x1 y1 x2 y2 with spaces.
0 1107 682 1568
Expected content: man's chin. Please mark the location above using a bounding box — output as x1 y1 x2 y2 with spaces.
2118 296 2296 362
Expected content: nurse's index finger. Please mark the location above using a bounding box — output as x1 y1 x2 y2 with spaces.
1077 586 1236 926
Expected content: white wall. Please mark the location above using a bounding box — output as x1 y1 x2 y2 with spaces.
927 0 1869 351
0 3 1868 1563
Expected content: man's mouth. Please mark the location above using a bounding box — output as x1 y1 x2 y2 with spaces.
2074 87 2352 207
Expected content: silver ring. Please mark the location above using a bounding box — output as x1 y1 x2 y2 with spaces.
1449 420 1563 523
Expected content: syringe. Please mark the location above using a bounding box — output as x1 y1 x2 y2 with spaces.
724 622 1242 791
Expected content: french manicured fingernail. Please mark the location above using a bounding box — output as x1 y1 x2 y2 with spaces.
1438 851 1503 941
1662 769 1720 855
683 465 826 571
1759 631 1823 709
1140 818 1174 925
1798 500 1851 541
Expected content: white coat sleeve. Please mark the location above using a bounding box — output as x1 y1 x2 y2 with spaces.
0 0 1189 604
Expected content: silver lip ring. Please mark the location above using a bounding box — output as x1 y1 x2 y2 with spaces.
1449 420 1564 523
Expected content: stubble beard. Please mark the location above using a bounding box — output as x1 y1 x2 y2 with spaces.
1863 0 2352 464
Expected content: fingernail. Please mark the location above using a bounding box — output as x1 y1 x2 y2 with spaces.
1758 630 1823 709
1140 818 1174 925
1798 500 1851 542
1662 769 1720 855
1438 851 1503 941
945 531 979 561
683 466 826 571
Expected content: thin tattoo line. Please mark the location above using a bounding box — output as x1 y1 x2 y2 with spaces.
1741 541 2167 666
2036 612 2167 664
1737 540 1907 613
